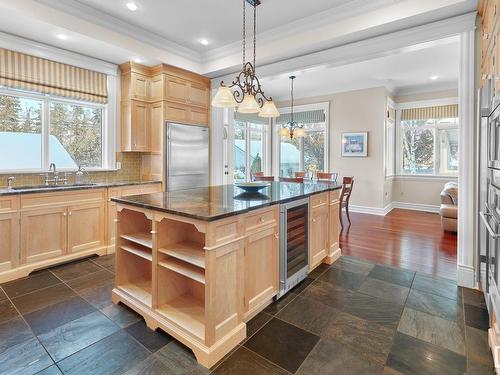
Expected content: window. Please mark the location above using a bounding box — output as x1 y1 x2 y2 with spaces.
233 121 266 182
0 90 106 171
398 103 458 177
276 103 328 177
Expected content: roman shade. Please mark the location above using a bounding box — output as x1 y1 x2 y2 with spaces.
234 112 270 125
401 104 458 121
0 48 108 103
276 109 326 125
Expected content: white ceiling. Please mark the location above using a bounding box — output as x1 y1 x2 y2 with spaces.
261 37 459 101
0 0 476 77
76 0 352 52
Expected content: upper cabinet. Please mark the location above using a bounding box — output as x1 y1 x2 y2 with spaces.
120 62 211 153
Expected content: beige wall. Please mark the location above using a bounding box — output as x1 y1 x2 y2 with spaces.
277 86 459 210
278 87 387 208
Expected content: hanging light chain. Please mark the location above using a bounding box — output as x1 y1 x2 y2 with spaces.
242 0 246 68
253 1 256 71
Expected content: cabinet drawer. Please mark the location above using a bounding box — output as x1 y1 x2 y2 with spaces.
244 206 277 233
0 196 19 213
121 183 162 196
21 189 106 209
310 192 328 208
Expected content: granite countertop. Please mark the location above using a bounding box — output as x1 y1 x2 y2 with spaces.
112 181 342 222
0 180 162 196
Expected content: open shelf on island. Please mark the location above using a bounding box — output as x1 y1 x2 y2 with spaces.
120 282 152 307
120 233 152 249
157 295 205 341
158 258 205 284
120 243 152 261
158 241 205 268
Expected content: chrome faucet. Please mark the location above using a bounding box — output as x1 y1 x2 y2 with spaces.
7 176 15 190
40 163 70 185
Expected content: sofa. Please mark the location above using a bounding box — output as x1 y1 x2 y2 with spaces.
439 181 458 232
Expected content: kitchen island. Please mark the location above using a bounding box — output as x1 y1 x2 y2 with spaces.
111 182 342 367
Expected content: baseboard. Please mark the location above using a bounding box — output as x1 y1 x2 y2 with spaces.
392 202 440 213
350 202 440 216
457 263 476 288
348 205 389 216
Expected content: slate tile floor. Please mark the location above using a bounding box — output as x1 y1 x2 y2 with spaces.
0 254 494 374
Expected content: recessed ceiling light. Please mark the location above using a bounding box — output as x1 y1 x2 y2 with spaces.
133 57 142 63
126 2 138 11
200 39 209 46
56 33 68 40
430 75 438 80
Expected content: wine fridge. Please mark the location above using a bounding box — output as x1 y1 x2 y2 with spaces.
277 198 309 299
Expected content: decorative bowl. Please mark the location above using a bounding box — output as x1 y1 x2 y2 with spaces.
235 182 270 193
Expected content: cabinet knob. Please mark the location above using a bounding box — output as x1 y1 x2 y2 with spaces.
68 212 72 216
274 234 279 239
313 218 317 223
63 212 67 216
259 217 265 223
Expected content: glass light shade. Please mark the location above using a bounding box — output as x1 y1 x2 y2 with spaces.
211 86 237 108
258 100 280 118
237 94 261 113
295 127 305 137
280 127 290 137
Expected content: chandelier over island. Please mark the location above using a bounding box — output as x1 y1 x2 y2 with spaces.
280 75 305 139
211 0 280 118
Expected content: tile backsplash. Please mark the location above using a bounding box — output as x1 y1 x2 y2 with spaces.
0 153 146 188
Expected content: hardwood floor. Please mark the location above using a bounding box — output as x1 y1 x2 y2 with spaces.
340 209 457 280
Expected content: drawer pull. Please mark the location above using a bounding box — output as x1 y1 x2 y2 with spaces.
259 217 265 223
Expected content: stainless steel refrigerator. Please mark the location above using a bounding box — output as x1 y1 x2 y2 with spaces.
165 122 209 191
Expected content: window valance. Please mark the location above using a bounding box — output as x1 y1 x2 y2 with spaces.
401 104 458 121
0 48 108 103
234 112 270 125
276 109 326 125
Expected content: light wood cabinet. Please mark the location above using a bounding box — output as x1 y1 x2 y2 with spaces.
165 75 189 104
131 72 150 101
21 206 67 264
0 212 19 272
309 193 329 270
189 81 210 108
132 101 150 151
244 226 278 317
68 202 106 254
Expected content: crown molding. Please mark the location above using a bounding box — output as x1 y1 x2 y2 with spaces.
203 0 401 62
0 31 118 75
34 0 202 63
393 81 459 96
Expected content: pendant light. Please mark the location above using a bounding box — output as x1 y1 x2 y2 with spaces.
211 0 279 118
280 76 304 139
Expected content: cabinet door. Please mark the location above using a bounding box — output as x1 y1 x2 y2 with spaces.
149 75 163 101
244 226 278 315
68 202 106 253
328 201 340 255
132 101 150 151
150 101 164 153
165 101 190 123
21 207 67 264
107 202 117 248
189 81 209 108
165 76 189 104
131 72 149 100
0 212 19 272
310 205 328 269
189 106 209 126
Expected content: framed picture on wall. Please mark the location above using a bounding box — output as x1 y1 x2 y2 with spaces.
342 132 368 157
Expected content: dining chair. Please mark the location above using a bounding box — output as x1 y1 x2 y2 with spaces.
339 176 354 228
252 172 264 181
279 177 304 183
294 172 306 178
254 176 275 182
316 172 337 181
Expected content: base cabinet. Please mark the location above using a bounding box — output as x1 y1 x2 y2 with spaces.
0 212 19 271
68 202 106 254
310 195 329 269
21 206 67 264
244 225 279 317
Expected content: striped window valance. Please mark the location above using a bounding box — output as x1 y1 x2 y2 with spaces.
401 104 458 121
276 109 326 125
234 112 270 125
0 48 108 103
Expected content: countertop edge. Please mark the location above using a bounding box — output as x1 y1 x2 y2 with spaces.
0 180 162 196
112 184 342 222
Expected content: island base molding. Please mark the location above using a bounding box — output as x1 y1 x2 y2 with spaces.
323 247 342 265
112 288 246 368
0 246 107 283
